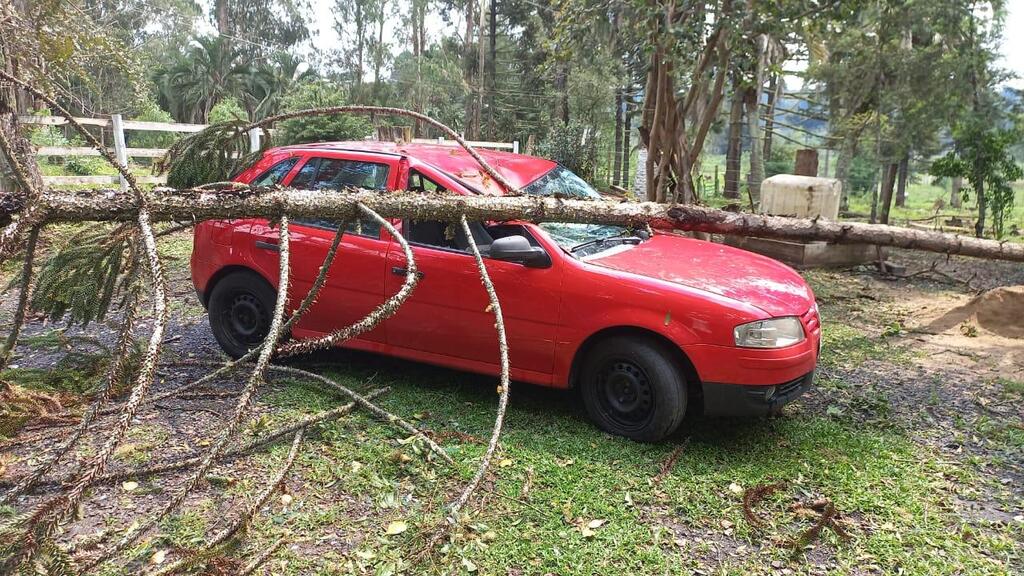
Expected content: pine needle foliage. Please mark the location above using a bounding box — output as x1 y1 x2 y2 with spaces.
25 225 135 326
157 120 270 188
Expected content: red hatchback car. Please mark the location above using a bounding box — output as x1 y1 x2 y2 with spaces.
191 141 821 441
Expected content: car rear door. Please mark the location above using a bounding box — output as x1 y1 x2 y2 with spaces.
382 166 562 383
248 151 399 343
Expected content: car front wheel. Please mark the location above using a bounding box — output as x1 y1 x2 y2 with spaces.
207 270 277 359
579 336 687 442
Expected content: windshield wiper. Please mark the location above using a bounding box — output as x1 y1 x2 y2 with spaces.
570 234 643 254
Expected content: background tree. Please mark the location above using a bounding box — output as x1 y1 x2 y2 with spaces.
275 80 373 144
930 121 1022 238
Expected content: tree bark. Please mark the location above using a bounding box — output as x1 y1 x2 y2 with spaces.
895 153 909 207
762 74 779 161
613 88 623 186
474 0 486 138
724 81 744 200
975 169 986 238
22 187 1024 262
950 176 962 208
878 162 898 225
463 0 475 136
744 34 769 205
745 84 764 204
554 62 569 125
835 136 858 211
621 105 631 190
0 113 43 201
373 3 385 99
487 0 497 137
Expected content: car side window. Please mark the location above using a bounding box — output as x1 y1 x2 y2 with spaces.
289 157 390 238
405 219 496 254
288 158 318 189
252 157 298 186
408 170 448 193
313 158 389 191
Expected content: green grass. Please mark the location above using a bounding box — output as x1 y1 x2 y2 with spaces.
0 355 108 396
997 377 1024 397
124 345 1012 576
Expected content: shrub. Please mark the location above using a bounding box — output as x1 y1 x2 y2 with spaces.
274 80 372 145
130 99 177 149
536 121 598 181
208 97 248 124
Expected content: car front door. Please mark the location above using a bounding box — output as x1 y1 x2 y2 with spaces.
383 169 562 383
248 152 398 343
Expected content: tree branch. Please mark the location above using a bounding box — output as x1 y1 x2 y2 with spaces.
33 188 1024 262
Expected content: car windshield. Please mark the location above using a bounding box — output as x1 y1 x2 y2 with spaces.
523 165 636 255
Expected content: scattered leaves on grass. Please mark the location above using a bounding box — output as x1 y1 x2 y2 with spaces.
385 520 408 535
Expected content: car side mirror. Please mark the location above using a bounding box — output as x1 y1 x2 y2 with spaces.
488 235 551 268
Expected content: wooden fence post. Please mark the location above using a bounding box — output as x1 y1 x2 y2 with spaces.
110 114 129 192
794 149 819 177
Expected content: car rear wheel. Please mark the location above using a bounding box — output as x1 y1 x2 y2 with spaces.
579 336 687 442
208 270 277 359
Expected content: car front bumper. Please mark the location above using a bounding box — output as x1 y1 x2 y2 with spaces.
701 370 814 417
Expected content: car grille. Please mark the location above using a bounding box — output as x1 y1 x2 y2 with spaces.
744 373 811 402
777 374 807 397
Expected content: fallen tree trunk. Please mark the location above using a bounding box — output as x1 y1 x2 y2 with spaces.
23 187 1024 263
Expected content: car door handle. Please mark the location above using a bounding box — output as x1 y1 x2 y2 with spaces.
255 240 280 252
391 266 424 278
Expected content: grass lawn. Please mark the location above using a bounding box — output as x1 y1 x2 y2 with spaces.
10 289 1018 574
215 363 1016 575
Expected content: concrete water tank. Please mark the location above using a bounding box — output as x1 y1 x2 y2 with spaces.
760 174 841 220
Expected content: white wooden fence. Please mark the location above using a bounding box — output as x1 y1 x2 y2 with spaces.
20 114 520 188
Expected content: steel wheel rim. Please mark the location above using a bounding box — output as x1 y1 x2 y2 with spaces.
595 359 655 431
221 290 269 349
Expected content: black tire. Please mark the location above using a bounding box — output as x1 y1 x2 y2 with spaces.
579 336 687 442
207 270 277 359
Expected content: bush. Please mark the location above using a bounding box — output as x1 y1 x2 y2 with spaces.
208 97 248 124
848 153 876 195
65 156 111 176
536 121 598 181
275 80 372 145
765 143 796 177
130 99 176 149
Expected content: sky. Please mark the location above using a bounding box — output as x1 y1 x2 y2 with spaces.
999 0 1024 88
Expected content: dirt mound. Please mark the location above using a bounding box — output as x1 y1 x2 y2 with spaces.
924 286 1024 339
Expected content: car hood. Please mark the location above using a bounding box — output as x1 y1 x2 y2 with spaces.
587 234 814 317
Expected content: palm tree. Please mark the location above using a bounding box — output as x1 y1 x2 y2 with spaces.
152 35 249 123
242 53 315 120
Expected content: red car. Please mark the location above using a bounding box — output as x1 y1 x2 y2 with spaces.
191 141 821 441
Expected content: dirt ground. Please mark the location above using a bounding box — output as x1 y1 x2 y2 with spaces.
0 237 1022 575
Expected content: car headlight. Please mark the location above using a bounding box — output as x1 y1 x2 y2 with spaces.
733 317 805 348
